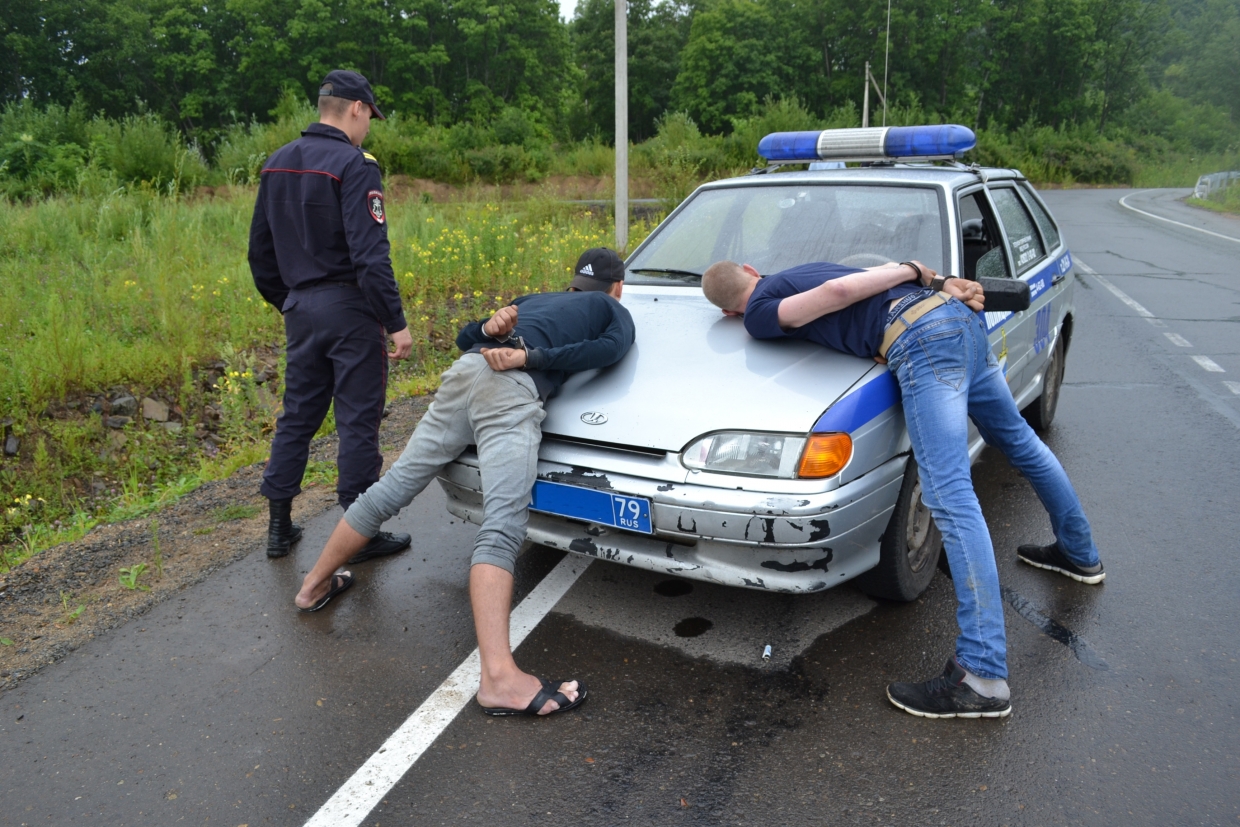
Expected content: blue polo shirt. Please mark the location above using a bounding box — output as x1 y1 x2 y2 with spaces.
743 262 921 358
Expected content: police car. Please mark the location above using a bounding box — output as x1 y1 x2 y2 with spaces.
439 125 1077 601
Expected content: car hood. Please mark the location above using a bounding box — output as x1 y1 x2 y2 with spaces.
541 288 874 451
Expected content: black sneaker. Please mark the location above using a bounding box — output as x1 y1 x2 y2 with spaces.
347 531 412 564
1017 542 1105 584
887 659 1012 719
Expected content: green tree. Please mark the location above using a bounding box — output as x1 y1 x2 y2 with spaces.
671 0 791 132
571 0 693 141
1160 0 1240 123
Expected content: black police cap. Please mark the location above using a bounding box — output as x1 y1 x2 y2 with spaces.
319 70 386 120
569 248 625 292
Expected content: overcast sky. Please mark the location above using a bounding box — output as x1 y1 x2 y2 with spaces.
560 0 578 21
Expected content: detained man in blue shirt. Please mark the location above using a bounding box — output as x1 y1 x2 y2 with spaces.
702 259 1104 719
294 249 635 717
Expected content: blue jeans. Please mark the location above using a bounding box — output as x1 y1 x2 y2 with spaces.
884 299 1100 680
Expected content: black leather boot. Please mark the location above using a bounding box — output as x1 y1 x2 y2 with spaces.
266 497 303 558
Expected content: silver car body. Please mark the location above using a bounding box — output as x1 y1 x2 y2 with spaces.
438 164 1078 593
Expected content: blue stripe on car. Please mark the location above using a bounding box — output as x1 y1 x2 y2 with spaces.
814 248 1072 433
812 371 899 433
983 250 1067 332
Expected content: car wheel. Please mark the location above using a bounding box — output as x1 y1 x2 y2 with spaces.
1023 334 1064 432
856 456 943 602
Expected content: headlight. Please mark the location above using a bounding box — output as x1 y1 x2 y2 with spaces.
681 431 853 479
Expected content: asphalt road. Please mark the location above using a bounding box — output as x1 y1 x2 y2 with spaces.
3 189 1239 826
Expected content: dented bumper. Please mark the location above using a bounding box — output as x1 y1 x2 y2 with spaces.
436 453 909 593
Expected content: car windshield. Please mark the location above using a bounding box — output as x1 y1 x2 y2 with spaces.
627 183 945 284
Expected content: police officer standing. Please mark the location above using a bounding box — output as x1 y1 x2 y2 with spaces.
248 69 413 563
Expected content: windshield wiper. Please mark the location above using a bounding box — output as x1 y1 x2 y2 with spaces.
627 267 703 281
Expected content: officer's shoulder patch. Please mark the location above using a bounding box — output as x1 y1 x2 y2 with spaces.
367 189 385 224
362 151 379 165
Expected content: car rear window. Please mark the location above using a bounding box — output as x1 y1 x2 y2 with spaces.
1019 183 1062 251
990 186 1045 274
627 184 945 283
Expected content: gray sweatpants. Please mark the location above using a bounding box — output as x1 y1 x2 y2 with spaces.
342 353 545 573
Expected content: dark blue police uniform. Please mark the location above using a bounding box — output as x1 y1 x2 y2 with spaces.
248 122 407 510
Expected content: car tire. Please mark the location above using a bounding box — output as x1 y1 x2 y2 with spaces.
856 456 943 602
1023 334 1064 432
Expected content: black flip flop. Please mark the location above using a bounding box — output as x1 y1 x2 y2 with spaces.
480 678 588 717
298 571 354 613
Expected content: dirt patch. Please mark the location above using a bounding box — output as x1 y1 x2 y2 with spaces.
384 174 660 202
0 393 432 692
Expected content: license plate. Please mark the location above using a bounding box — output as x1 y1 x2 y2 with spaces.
530 480 652 534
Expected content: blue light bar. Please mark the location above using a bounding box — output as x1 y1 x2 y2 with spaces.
884 126 976 158
757 125 976 162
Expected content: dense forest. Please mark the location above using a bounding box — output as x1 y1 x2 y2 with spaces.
1 0 1238 192
0 0 1237 552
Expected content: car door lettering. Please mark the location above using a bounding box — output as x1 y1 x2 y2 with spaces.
1033 304 1053 355
1014 234 1040 267
984 310 1013 332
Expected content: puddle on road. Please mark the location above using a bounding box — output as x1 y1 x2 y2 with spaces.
1002 585 1109 670
673 617 713 637
654 579 693 597
556 565 875 668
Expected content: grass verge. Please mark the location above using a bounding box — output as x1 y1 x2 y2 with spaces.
1186 189 1240 218
0 186 657 569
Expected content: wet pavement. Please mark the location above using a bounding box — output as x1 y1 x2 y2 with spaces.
3 189 1239 826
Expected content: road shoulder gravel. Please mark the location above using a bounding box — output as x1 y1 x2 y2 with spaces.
0 393 431 693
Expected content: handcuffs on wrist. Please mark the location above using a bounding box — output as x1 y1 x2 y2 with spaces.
487 328 527 353
900 261 948 293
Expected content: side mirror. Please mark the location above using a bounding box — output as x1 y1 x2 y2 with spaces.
977 277 1031 312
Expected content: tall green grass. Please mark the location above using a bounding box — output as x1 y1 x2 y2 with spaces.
1188 182 1240 215
0 186 657 568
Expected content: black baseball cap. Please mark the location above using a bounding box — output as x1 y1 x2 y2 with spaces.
569 248 625 292
319 69 386 120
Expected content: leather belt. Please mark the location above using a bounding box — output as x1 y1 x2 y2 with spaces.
874 291 952 364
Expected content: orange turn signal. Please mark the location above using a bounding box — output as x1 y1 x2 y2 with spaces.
797 433 853 478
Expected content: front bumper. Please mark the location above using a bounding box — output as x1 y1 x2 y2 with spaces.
437 453 908 593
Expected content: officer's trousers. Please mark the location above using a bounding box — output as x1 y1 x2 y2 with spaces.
261 282 388 509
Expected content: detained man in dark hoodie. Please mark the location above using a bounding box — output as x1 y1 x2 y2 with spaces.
293 248 635 717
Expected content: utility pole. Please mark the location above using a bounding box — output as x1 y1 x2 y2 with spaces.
863 62 887 130
615 0 628 252
862 61 870 128
882 0 891 126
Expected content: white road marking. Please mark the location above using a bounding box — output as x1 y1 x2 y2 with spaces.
1084 262 1231 381
302 554 592 827
1224 381 1240 396
1088 273 1155 318
1191 355 1225 373
1118 191 1240 245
